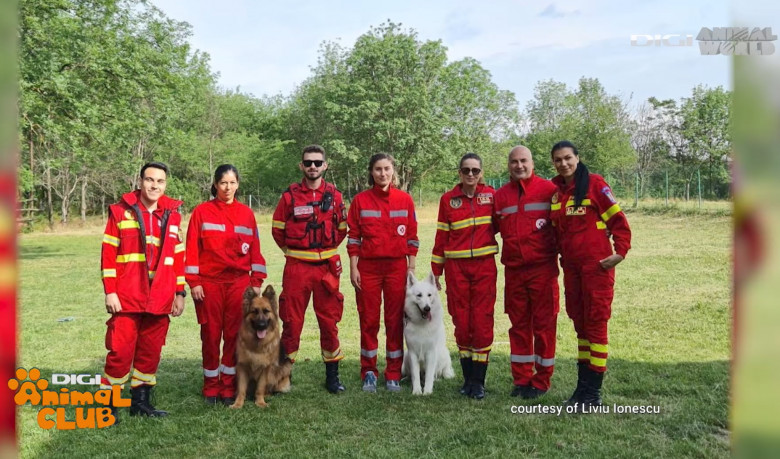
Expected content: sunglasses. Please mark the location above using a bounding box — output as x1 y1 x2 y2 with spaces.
303 160 325 167
460 167 482 176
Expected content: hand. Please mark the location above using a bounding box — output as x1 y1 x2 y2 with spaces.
105 293 122 314
350 268 361 291
191 285 205 301
171 295 185 317
252 286 262 296
434 276 442 291
599 254 624 270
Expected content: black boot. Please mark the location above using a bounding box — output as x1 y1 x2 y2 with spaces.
325 362 346 394
108 402 121 425
130 386 168 417
459 358 472 396
563 362 588 406
580 368 604 410
470 362 487 400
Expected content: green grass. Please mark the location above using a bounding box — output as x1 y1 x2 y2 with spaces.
17 207 730 458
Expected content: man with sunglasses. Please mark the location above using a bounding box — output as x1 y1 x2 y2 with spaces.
272 145 348 393
494 146 560 400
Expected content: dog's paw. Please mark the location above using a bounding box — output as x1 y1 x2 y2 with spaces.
423 389 433 396
229 401 243 409
255 399 268 408
412 387 422 395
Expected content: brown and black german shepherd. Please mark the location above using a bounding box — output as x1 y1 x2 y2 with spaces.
230 285 292 409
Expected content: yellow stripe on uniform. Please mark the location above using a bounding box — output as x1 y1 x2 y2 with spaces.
590 343 608 353
117 220 140 230
600 204 621 222
431 255 445 264
436 222 450 231
471 345 492 353
458 349 472 358
471 353 489 362
551 203 561 211
337 222 347 230
145 235 161 247
450 216 492 231
163 257 174 266
578 339 590 346
116 253 146 263
596 221 607 229
102 269 116 278
589 357 607 367
578 350 591 360
177 276 186 285
175 243 185 253
272 220 286 229
565 199 592 207
286 248 338 261
102 234 119 247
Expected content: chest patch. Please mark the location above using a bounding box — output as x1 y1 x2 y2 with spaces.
536 218 547 229
294 205 315 217
566 206 587 216
449 197 462 209
477 193 493 205
124 210 134 220
241 242 250 255
397 224 407 236
551 193 559 204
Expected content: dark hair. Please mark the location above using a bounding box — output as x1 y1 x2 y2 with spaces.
140 162 169 179
210 164 241 198
459 152 485 184
551 140 589 207
367 153 397 186
302 144 326 160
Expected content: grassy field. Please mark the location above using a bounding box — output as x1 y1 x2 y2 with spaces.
17 204 730 458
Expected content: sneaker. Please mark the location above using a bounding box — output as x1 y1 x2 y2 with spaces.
386 379 401 392
362 371 377 393
510 385 528 397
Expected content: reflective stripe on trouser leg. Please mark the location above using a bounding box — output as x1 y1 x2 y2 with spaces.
528 264 559 391
311 262 344 363
444 259 474 356
563 262 589 364
219 276 250 398
279 258 314 363
357 259 382 379
103 313 140 389
581 261 614 374
382 258 408 381
198 280 225 397
505 266 533 385
469 257 496 363
130 314 170 388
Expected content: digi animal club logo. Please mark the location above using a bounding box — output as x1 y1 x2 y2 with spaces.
8 368 129 429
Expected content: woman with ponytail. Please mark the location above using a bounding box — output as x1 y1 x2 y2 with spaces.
184 164 268 406
549 141 631 412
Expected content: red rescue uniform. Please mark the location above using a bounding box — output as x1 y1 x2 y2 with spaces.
347 185 418 381
495 173 560 391
271 179 347 363
550 174 631 373
185 198 267 398
431 183 498 364
100 191 185 389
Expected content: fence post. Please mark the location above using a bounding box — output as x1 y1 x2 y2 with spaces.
634 173 639 208
697 169 702 209
249 194 253 209
665 171 669 206
419 188 422 206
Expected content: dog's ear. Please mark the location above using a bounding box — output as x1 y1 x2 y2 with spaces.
407 270 416 287
426 271 436 286
263 285 278 315
242 287 256 315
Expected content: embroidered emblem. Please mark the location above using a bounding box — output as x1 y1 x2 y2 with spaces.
536 218 547 229
551 193 559 204
294 205 314 217
450 197 462 209
241 242 250 254
601 186 617 205
566 206 587 216
477 193 493 205
124 210 133 219
397 225 407 236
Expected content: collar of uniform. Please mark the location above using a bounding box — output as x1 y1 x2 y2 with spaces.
300 178 326 193
451 182 487 198
517 171 538 193
371 183 393 198
551 174 574 192
212 197 238 209
123 190 172 215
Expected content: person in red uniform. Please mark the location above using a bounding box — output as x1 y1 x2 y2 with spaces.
272 144 348 394
549 141 631 411
431 153 497 400
185 164 268 406
347 153 419 393
494 146 560 399
101 162 186 420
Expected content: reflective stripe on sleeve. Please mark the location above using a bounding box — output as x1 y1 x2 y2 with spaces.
600 204 621 222
201 223 226 232
499 205 518 215
360 210 381 218
524 202 551 211
431 255 445 264
185 266 199 274
407 240 420 248
163 257 174 266
347 238 362 245
251 264 267 274
175 243 186 253
102 269 116 278
102 234 119 247
272 220 286 229
436 222 450 231
389 210 408 218
234 226 254 236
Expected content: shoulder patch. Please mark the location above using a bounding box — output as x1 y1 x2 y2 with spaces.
124 210 134 220
601 186 617 205
450 197 462 209
551 193 559 204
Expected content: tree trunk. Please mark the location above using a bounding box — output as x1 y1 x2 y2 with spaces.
46 166 53 230
101 194 106 222
80 176 88 222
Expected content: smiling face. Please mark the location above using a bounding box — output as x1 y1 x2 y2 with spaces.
215 171 239 204
139 166 167 207
371 159 394 189
508 146 534 182
459 158 482 188
552 147 580 182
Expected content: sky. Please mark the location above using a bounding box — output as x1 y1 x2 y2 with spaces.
149 0 763 111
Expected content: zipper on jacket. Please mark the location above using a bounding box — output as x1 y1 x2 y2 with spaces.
469 194 476 257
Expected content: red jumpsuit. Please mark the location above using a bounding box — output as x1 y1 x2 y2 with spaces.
100 191 185 390
271 180 347 363
550 174 631 373
431 184 498 364
347 185 418 381
495 174 560 391
185 199 267 398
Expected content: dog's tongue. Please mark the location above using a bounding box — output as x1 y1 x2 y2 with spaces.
256 329 267 340
427 314 432 322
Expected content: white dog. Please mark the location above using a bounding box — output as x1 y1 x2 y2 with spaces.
401 271 455 395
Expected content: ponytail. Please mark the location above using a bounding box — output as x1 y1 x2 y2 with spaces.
573 162 589 207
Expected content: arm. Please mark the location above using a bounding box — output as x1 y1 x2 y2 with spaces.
406 195 419 258
101 212 121 313
185 207 204 301
346 200 361 290
249 213 267 291
594 181 631 268
172 215 186 316
271 193 288 250
431 194 449 280
334 190 347 246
